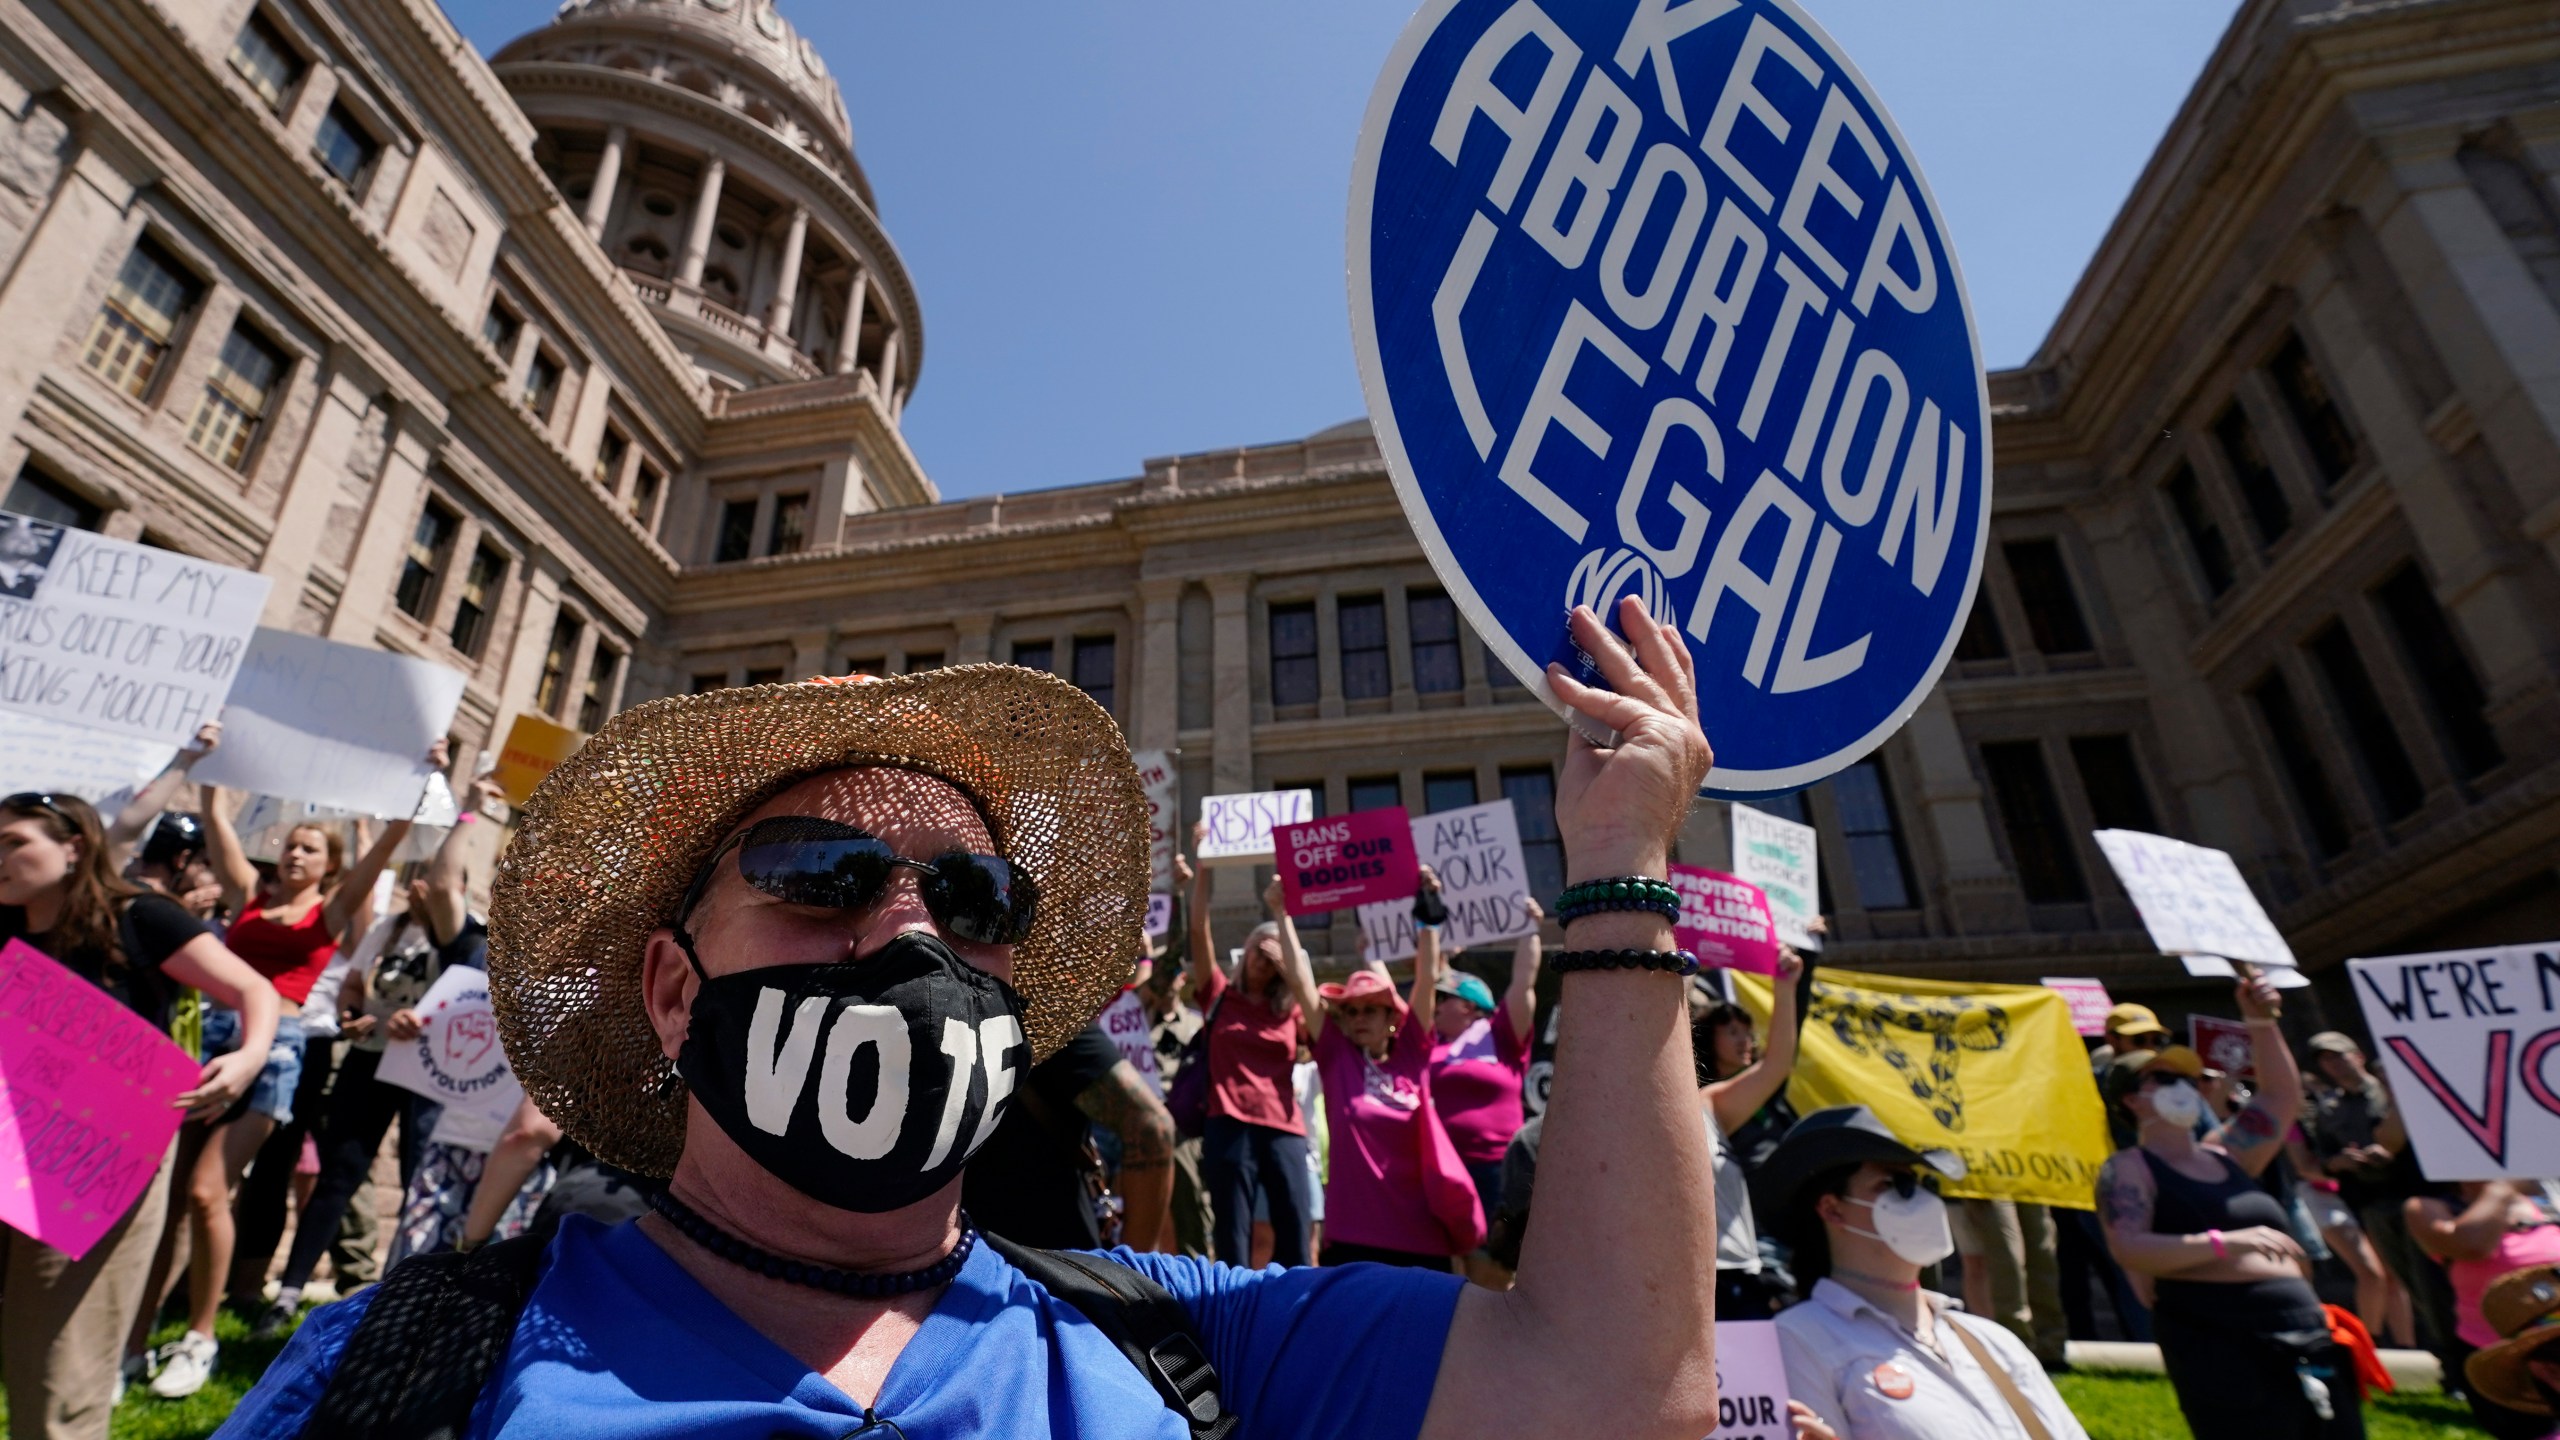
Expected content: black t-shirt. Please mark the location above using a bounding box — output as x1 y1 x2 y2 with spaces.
0 892 206 1031
963 1024 1125 1250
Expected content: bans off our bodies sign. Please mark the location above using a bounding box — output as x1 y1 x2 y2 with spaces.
1276 807 1420 916
2347 943 2560 1181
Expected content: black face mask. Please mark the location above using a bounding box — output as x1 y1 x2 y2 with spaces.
675 929 1029 1213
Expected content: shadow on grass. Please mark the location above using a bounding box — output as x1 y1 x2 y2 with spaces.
2057 1369 2489 1440
0 1306 309 1440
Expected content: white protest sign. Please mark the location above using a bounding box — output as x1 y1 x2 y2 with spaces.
1097 989 1164 1097
1144 893 1173 939
194 628 467 818
1706 1320 1792 1440
2095 829 2296 967
0 708 171 800
1133 749 1180 891
1196 789 1314 864
1356 799 1538 962
1732 806 1821 950
0 511 269 743
375 964 523 1154
2349 943 2560 1181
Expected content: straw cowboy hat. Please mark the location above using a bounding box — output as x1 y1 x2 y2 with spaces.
2468 1264 2560 1413
487 666 1149 1177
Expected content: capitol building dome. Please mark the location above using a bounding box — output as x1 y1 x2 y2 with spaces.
491 0 918 401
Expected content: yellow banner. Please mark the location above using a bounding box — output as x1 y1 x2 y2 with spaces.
1733 967 2111 1210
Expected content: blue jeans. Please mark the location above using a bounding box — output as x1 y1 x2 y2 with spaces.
1203 1115 1312 1267
202 1008 306 1125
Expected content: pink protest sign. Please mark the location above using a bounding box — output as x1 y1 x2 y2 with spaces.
0 939 198 1259
1275 806 1417 916
1669 865 1781 975
2191 1014 2257 1081
2044 977 2114 1038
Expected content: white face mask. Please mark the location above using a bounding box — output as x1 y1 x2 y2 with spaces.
1843 1184 1955 1267
2149 1079 2204 1130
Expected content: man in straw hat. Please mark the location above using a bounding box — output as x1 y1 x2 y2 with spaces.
2467 1263 2560 1430
218 598 1723 1440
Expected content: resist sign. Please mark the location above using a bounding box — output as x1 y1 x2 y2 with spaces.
1276 806 1419 915
2348 943 2560 1181
1350 0 1989 796
1197 790 1315 864
1670 862 1779 974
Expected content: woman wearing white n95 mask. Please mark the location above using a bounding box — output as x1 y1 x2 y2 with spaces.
1760 1105 2089 1440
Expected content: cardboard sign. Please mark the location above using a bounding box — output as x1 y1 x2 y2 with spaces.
2042 977 2113 1038
1732 805 1821 949
492 711 582 804
1348 1 1990 797
1357 799 1539 961
2094 829 2296 968
375 965 524 1154
1133 749 1180 891
2347 943 2560 1181
194 628 468 819
1706 1320 1792 1440
0 510 270 744
1276 806 1419 915
1097 989 1164 1097
1670 863 1780 974
2190 1014 2256 1082
1144 893 1173 939
0 708 171 800
1196 789 1315 864
0 939 201 1259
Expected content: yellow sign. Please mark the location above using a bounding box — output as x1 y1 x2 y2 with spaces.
1733 967 2111 1210
492 712 582 804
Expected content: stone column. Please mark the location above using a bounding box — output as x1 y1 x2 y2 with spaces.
834 267 869 376
325 410 437 643
492 555 567 730
582 125 627 240
952 615 994 665
1900 690 2027 934
256 354 380 627
1132 577 1184 752
1207 574 1257 908
789 629 831 680
0 136 145 469
675 155 725 289
876 328 902 405
766 206 808 337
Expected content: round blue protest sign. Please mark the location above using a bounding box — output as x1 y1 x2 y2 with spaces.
1350 0 1989 796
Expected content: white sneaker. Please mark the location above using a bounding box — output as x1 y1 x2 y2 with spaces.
147 1331 217 1399
113 1351 145 1404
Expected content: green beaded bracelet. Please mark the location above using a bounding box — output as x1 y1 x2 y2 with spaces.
1554 876 1681 920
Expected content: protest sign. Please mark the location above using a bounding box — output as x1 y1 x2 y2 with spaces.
0 708 171 800
2041 978 2113 1038
0 939 202 1259
1357 799 1540 962
1670 863 1779 974
1196 789 1314 864
1133 749 1180 891
0 511 270 744
1706 1320 1790 1440
2190 1014 2255 1082
1097 989 1164 1097
1349 0 1990 797
194 628 467 818
1145 893 1173 939
2094 829 2296 968
1736 966 2110 1208
376 965 523 1154
1276 806 1418 916
493 711 582 804
2347 943 2560 1181
1732 805 1820 949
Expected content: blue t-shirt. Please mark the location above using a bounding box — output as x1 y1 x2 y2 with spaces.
215 1216 1462 1439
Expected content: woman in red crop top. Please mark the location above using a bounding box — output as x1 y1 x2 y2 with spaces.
136 781 411 1397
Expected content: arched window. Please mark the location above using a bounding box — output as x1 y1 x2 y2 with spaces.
702 265 742 310
624 235 670 278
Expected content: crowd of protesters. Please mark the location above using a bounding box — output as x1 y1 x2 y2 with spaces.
1 633 2557 1440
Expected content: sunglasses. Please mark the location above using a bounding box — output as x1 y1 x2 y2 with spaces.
1 793 68 815
681 815 1039 947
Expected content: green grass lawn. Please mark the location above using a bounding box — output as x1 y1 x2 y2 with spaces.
0 1306 306 1440
2057 1369 2488 1440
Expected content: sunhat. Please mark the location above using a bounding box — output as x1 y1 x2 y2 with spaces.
2468 1265 2560 1413
1436 972 1496 1012
1750 1104 1966 1231
487 666 1148 1177
1319 969 1405 1012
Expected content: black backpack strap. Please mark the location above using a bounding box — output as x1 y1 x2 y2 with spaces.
298 1214 562 1440
984 1234 1239 1440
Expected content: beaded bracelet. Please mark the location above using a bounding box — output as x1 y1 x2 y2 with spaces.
1555 876 1681 926
1549 948 1701 978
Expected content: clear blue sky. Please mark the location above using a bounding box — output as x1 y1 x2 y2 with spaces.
442 1 2244 500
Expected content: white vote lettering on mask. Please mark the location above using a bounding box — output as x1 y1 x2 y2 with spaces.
744 992 829 1135
740 985 1019 1164
818 1004 910 1160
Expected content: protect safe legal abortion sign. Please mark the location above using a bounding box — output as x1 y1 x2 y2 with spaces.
2348 943 2560 1181
1350 0 1989 796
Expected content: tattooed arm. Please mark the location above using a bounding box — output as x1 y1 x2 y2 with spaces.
1078 1059 1177 1252
2097 1147 2305 1278
2220 974 2299 1178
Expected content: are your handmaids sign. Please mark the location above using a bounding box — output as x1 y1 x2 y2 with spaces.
2348 943 2560 1181
1358 799 1540 961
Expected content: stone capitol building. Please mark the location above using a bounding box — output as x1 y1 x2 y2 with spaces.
1 0 2556 1015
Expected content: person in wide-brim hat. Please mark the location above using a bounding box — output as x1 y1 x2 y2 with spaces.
1750 1103 1967 1258
2467 1263 2560 1414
